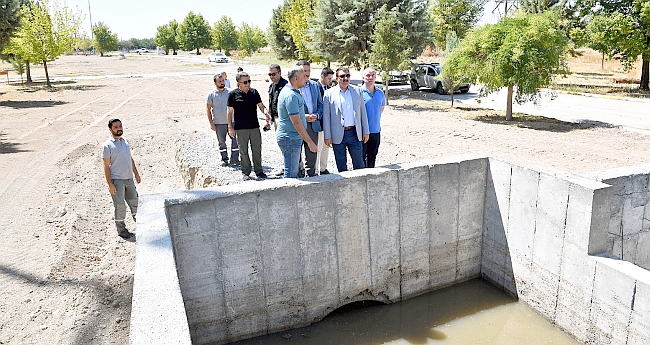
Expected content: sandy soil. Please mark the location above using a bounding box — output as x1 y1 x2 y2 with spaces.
1 53 650 344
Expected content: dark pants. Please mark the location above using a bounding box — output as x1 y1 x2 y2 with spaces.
332 128 364 172
363 132 381 168
235 128 263 175
303 123 319 177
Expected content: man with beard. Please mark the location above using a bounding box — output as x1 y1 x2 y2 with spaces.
102 119 141 240
207 72 239 166
268 64 288 130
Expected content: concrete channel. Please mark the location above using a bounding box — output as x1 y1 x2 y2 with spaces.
129 155 650 345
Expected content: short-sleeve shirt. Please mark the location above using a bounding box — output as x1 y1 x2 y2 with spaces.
277 85 306 139
362 85 386 133
227 88 263 130
206 87 231 125
102 137 133 179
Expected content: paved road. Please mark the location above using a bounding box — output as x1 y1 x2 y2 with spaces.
389 83 650 134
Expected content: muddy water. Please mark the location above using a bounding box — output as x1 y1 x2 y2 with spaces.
229 279 579 345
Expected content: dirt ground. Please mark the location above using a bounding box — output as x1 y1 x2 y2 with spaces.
1 53 650 344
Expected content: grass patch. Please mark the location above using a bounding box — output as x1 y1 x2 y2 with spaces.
238 52 293 70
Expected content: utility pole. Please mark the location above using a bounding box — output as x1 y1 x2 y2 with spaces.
88 0 93 39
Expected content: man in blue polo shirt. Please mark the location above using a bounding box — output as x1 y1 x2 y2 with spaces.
102 119 141 240
361 67 386 168
277 66 317 178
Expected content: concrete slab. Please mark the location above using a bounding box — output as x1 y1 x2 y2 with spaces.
532 173 569 272
429 162 458 289
507 165 539 258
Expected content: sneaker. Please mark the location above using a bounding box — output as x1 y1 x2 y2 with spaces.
230 159 240 166
256 172 268 179
221 159 229 167
119 231 135 240
320 169 330 175
297 169 306 178
275 169 284 176
242 174 251 181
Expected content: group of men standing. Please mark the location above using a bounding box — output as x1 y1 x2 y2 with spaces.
265 62 387 178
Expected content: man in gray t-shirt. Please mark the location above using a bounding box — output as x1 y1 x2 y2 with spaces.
207 73 239 166
102 119 141 240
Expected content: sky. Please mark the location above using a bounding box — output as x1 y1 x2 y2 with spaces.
64 0 285 40
64 0 505 41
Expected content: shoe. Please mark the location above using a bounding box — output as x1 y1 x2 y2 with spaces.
297 169 305 178
256 172 268 179
275 169 284 176
230 159 240 166
221 159 229 167
119 231 135 240
242 174 251 181
320 169 330 175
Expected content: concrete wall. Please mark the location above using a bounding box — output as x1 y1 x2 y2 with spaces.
163 157 487 344
130 157 650 345
482 160 650 344
582 164 650 270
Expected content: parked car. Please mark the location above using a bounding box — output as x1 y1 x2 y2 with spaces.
135 48 149 54
386 70 410 84
409 63 470 94
208 52 229 63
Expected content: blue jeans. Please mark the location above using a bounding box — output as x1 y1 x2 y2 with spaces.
277 136 303 178
332 128 364 172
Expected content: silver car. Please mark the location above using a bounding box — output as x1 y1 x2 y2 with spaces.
410 63 469 94
208 52 229 63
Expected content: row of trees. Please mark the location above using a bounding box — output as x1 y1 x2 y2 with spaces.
154 12 266 56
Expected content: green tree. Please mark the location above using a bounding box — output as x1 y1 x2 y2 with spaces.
93 21 118 56
211 16 238 54
77 35 92 54
519 0 565 13
575 0 650 90
0 0 21 52
429 0 486 50
267 0 299 60
438 31 462 107
308 0 431 68
368 5 412 105
3 0 82 87
237 22 266 54
279 0 315 59
155 20 179 55
441 11 571 120
178 11 211 55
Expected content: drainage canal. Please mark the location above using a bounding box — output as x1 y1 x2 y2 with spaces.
228 279 579 345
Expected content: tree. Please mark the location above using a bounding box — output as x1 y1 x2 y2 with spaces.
440 11 571 120
368 5 412 105
574 0 650 90
0 0 21 52
308 0 431 68
519 0 565 13
237 22 266 54
267 1 299 60
77 36 92 55
178 11 211 55
93 21 118 56
211 16 237 54
429 0 486 50
278 0 315 60
155 20 179 55
438 31 462 107
3 0 82 87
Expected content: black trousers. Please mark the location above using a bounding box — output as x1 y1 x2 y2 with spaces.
363 132 381 168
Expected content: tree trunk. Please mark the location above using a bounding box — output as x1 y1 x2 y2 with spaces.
26 61 31 83
384 79 389 106
43 60 51 87
506 85 513 121
450 89 455 108
641 52 649 91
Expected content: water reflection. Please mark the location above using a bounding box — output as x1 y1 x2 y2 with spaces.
226 279 578 345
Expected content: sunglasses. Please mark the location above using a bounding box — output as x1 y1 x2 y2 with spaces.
337 74 351 79
240 80 251 85
268 72 277 77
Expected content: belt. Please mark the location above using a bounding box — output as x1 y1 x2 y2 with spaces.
343 126 355 130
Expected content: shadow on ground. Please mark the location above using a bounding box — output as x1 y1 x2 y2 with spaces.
469 112 619 133
0 100 69 109
0 133 30 154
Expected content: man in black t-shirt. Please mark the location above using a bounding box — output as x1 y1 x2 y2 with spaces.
227 72 271 180
268 64 288 131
